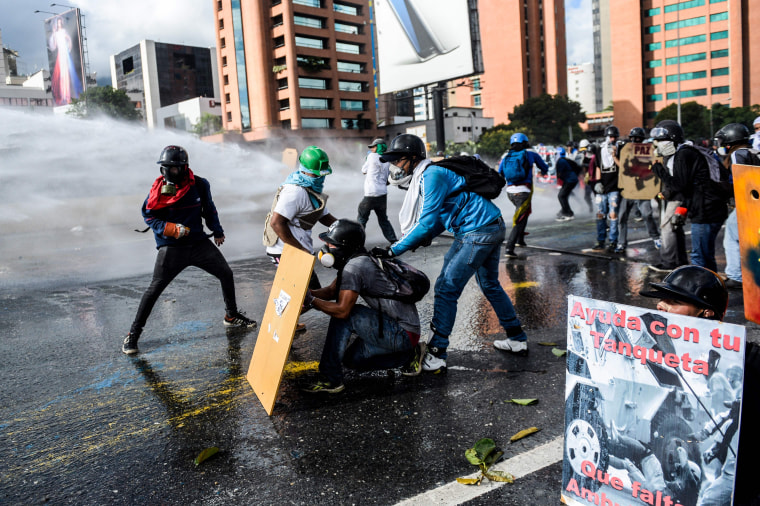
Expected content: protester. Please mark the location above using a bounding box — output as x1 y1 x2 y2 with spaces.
639 266 760 505
616 127 661 254
650 120 730 273
714 122 760 289
589 125 623 252
300 220 420 393
752 116 760 151
375 134 529 373
554 146 580 221
497 133 549 258
357 138 398 244
578 139 595 213
122 146 256 355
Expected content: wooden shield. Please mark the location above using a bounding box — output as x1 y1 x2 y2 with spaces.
732 163 760 324
246 244 315 415
618 142 662 200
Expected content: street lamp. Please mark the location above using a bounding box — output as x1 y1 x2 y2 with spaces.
34 9 59 15
50 3 78 8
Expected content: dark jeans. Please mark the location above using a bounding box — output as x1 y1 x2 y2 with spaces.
505 191 532 251
357 194 398 243
557 180 577 216
319 305 414 384
690 221 723 272
130 239 237 335
618 199 660 248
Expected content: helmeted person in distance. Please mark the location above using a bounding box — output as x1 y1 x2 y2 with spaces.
589 125 623 253
578 139 595 213
714 122 760 289
374 133 530 374
357 138 398 244
553 146 581 221
497 132 549 258
123 145 256 355
300 219 421 393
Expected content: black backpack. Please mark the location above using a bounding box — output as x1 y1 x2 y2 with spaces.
681 144 732 198
366 256 430 304
435 155 506 200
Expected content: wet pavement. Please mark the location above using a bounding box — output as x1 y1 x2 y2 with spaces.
2 215 756 505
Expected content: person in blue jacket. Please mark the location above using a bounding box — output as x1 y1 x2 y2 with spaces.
497 133 549 258
554 147 580 221
122 146 256 355
372 134 529 374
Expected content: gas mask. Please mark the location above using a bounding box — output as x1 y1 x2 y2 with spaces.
388 164 412 190
318 244 351 269
653 140 676 157
160 164 186 195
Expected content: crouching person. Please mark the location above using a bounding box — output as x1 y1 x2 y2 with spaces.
301 220 421 393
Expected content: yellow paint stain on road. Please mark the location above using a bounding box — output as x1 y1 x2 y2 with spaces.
512 281 539 289
283 361 319 377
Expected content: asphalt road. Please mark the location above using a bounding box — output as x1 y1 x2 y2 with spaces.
2 214 756 505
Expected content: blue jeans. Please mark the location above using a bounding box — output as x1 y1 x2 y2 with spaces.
319 305 414 384
723 210 741 282
595 191 620 244
691 221 723 273
429 219 524 358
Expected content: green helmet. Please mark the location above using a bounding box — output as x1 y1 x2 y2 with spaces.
299 146 332 176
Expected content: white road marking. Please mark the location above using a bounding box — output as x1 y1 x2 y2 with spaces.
394 436 564 505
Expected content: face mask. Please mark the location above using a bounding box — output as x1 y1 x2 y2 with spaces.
318 247 335 268
607 136 617 144
654 140 676 157
318 244 351 269
388 164 412 189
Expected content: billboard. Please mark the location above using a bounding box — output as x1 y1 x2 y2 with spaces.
374 0 481 94
44 8 85 106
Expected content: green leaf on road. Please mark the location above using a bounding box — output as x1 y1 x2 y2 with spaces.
510 427 540 442
194 446 219 466
552 348 567 357
484 470 515 483
507 398 538 406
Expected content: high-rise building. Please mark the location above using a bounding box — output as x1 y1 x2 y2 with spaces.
568 63 597 114
110 41 218 129
610 0 760 135
592 0 612 114
446 0 568 125
214 0 380 143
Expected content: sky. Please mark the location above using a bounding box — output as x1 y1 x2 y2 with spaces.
1 0 594 85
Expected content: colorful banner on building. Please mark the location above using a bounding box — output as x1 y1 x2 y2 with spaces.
44 8 85 106
562 296 745 506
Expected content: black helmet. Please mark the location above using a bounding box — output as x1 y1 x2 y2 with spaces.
319 219 366 254
157 145 189 166
380 134 426 163
650 120 685 144
640 266 728 320
604 126 620 138
715 123 751 147
629 127 647 140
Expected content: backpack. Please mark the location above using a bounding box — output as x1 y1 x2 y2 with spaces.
498 149 531 184
366 255 430 304
682 144 732 197
435 155 506 200
567 158 582 175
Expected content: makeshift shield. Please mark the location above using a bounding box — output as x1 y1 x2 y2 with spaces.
618 142 661 200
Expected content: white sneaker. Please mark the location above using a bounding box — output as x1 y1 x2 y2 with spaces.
421 352 446 372
494 338 528 355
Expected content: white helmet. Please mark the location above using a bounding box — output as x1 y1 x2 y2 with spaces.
579 139 590 149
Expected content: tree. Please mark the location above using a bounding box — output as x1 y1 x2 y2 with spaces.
710 103 760 134
67 86 142 121
653 101 709 140
507 94 586 145
192 113 223 137
477 124 535 162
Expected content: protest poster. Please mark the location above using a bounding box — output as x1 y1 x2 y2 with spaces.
561 296 746 506
618 142 661 200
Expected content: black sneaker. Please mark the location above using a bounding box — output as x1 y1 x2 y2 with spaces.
122 332 139 355
401 342 427 377
591 241 605 251
504 250 521 259
724 278 742 289
301 375 345 394
606 242 618 253
515 241 527 248
224 311 257 328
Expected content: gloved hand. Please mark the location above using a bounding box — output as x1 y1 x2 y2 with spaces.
672 207 687 230
651 161 665 179
164 222 190 239
301 290 315 314
593 182 603 194
370 246 395 259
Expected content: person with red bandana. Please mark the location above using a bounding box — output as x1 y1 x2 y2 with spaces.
122 146 256 355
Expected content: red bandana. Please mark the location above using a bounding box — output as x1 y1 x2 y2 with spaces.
146 169 195 210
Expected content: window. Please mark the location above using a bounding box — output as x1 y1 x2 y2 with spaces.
711 48 728 58
225 93 231 103
226 111 232 122
333 2 359 15
218 18 224 30
277 77 288 89
295 36 324 49
710 0 727 3
221 37 226 48
711 67 729 76
664 0 705 12
646 7 660 16
667 88 707 99
294 15 323 28
474 95 481 107
334 22 359 34
300 97 329 110
293 0 321 7
337 61 362 73
666 70 706 82
279 98 290 110
472 78 481 91
217 0 222 11
646 25 661 34
712 85 729 94
340 99 365 111
336 42 360 54
648 76 663 85
338 80 363 92
273 36 285 48
647 94 662 102
341 118 357 129
665 16 705 30
711 30 728 40
666 52 706 65
648 59 662 68
122 57 134 74
298 77 327 89
710 12 728 22
647 42 662 51
272 14 283 27
665 34 706 47
223 74 229 85
302 118 331 129
282 119 292 130
222 56 228 66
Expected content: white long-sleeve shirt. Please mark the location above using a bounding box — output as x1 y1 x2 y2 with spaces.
362 152 390 197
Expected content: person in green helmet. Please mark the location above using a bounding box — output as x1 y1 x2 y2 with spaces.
264 146 337 295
